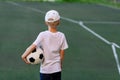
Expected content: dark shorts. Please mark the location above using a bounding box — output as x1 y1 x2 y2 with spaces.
40 72 61 80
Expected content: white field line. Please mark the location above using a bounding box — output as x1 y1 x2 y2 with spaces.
79 21 111 45
79 22 120 75
7 1 120 75
7 1 45 14
98 3 120 10
83 21 120 24
112 44 120 74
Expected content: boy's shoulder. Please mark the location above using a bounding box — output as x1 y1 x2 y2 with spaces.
39 30 48 35
40 30 65 35
58 31 65 36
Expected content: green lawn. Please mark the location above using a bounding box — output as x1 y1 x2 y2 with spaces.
0 2 120 80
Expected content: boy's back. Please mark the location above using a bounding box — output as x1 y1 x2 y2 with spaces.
33 30 68 73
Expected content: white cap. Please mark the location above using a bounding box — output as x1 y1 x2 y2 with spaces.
45 10 60 22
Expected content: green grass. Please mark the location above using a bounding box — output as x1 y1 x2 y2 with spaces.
0 2 120 80
2 0 120 8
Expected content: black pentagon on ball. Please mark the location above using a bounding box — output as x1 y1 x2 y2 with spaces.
29 57 35 62
39 54 44 59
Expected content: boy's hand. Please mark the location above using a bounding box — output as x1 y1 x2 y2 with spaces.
21 44 36 64
21 56 30 64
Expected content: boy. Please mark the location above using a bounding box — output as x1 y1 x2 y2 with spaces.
21 10 68 80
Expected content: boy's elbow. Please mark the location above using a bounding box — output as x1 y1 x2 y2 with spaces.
21 54 25 60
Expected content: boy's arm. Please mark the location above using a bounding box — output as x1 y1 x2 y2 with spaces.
21 44 36 64
60 50 65 68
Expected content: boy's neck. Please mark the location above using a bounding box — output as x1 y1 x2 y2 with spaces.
48 26 58 33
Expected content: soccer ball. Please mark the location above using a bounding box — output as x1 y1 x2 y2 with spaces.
27 47 44 65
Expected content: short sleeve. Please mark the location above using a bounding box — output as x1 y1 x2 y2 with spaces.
33 32 43 47
61 34 68 50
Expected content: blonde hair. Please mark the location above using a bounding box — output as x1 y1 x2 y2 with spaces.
46 20 60 28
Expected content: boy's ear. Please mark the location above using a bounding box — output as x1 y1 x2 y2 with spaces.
57 20 60 25
45 22 48 26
